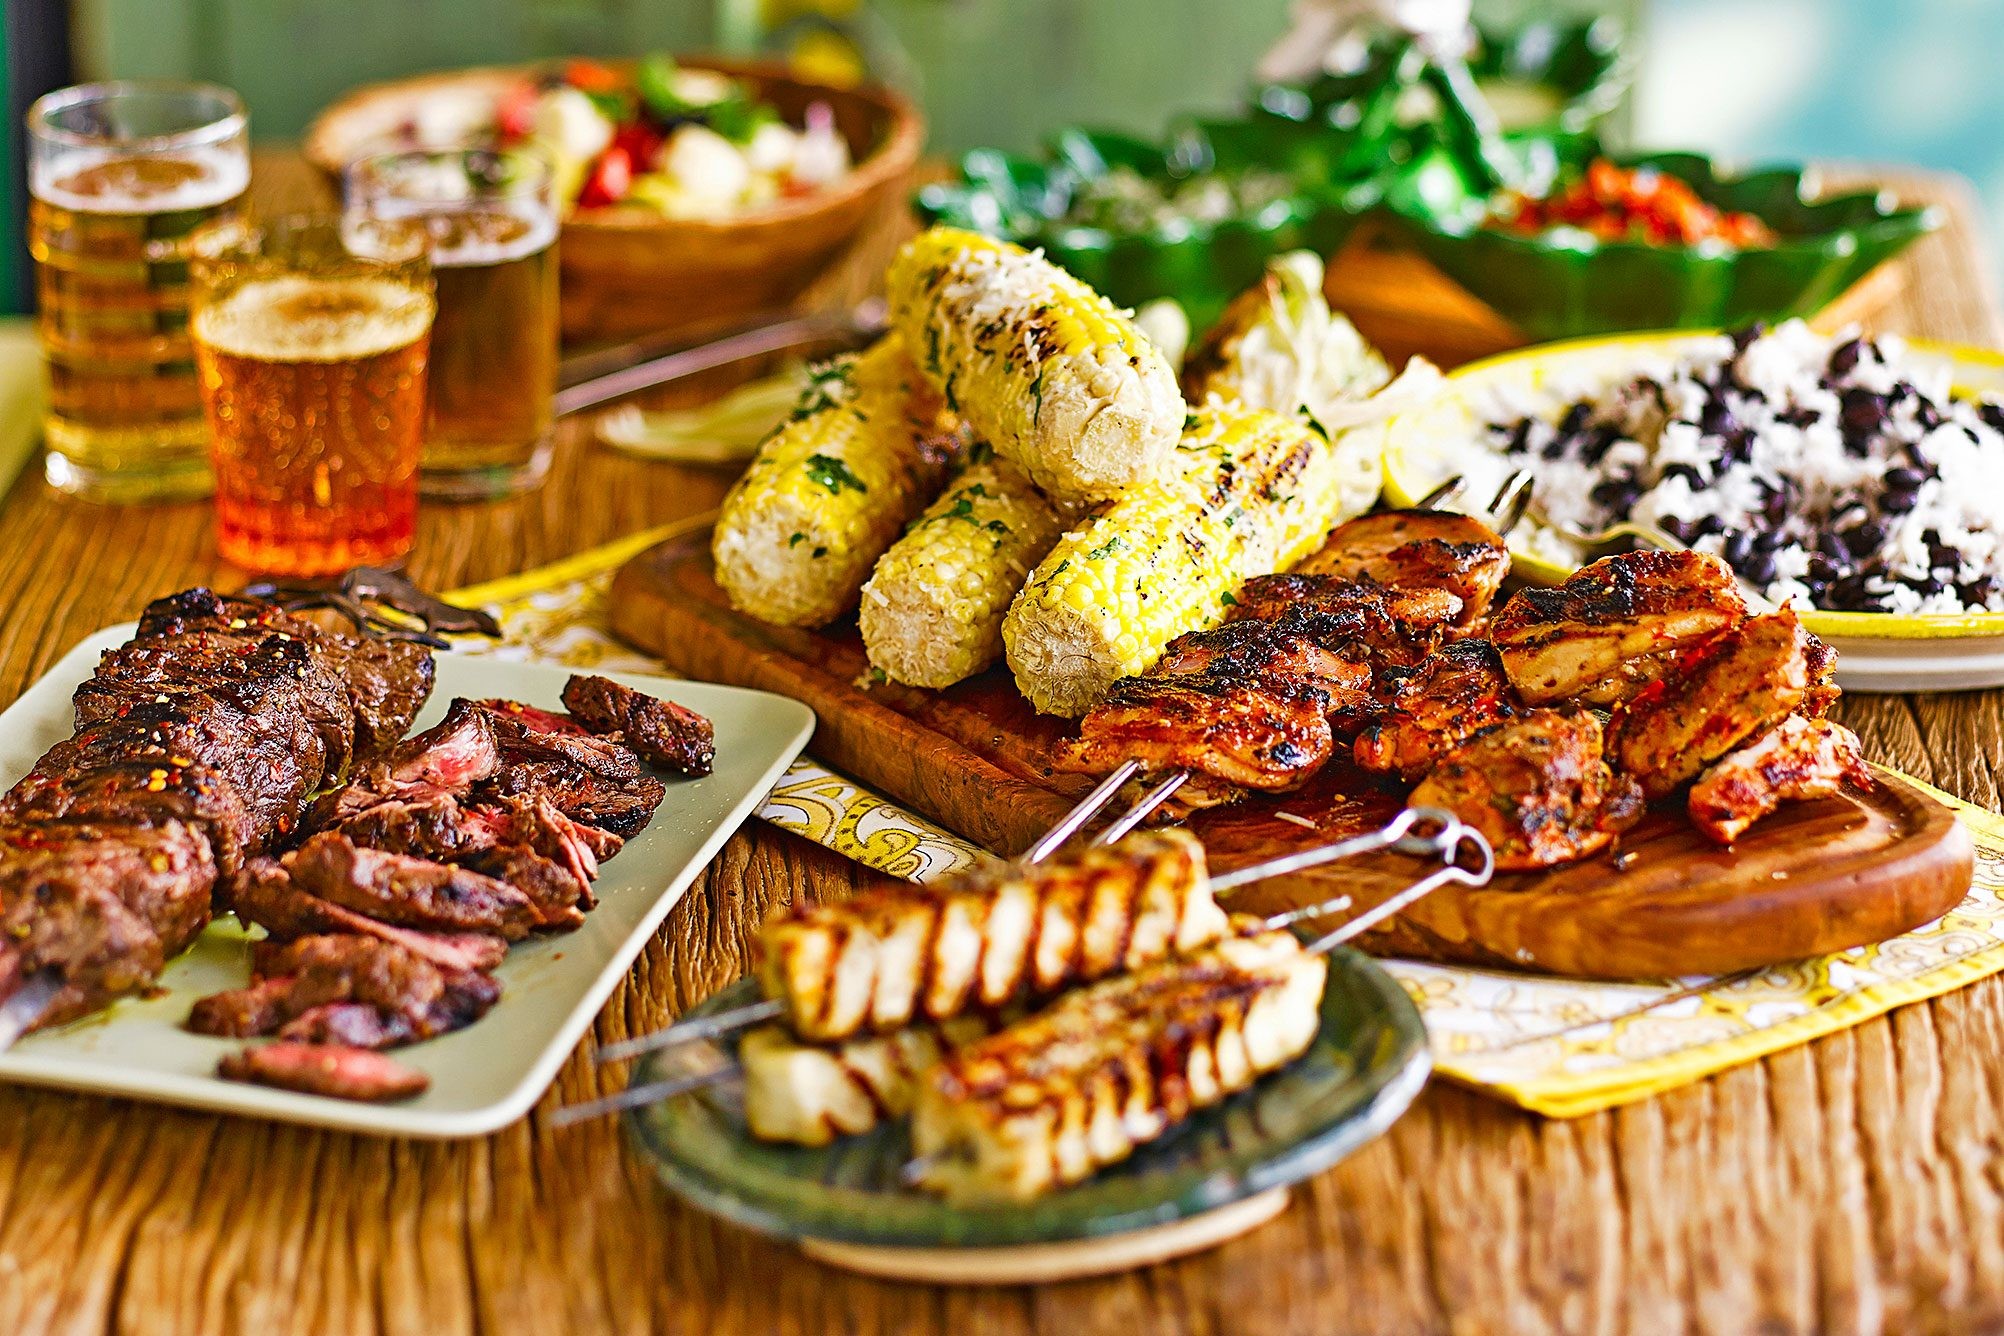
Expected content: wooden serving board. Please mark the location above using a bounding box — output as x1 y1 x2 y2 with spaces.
609 530 1976 981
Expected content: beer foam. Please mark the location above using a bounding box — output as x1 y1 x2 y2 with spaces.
365 202 558 268
194 274 433 363
33 146 248 215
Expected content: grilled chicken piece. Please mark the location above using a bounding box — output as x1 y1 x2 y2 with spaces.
1294 509 1512 626
1411 709 1644 870
1354 639 1519 779
756 829 1228 1041
1688 715 1872 844
911 927 1327 1203
1228 575 1464 661
560 674 716 777
1058 617 1374 807
1611 607 1815 800
218 1042 430 1101
1801 635 1840 719
1490 551 1747 703
740 1015 997 1147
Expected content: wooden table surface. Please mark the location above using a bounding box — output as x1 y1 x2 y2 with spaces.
2 152 2003 1335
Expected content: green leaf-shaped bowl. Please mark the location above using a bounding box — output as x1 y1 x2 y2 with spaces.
626 947 1429 1252
915 120 1380 331
1384 136 1941 340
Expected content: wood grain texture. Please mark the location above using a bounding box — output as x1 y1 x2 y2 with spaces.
611 535 1977 979
0 154 1999 1335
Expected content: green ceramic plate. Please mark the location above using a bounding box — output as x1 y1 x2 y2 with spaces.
1384 136 1940 340
627 947 1429 1249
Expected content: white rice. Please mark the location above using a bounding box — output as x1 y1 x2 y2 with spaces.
1476 320 2004 615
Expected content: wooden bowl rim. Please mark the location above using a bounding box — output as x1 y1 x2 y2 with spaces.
301 54 923 236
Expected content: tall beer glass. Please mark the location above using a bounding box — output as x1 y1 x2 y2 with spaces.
190 215 434 576
28 82 248 502
345 147 558 499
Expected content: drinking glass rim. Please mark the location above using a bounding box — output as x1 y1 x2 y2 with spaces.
344 144 557 207
27 80 248 153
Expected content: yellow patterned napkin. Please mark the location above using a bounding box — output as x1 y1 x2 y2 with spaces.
449 531 2004 1118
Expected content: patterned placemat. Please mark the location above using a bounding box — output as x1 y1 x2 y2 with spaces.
448 528 2004 1118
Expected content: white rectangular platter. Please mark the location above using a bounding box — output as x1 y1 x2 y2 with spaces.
0 625 815 1138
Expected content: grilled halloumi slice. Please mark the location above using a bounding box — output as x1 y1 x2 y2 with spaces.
1489 550 1747 704
910 926 1326 1203
740 1015 995 1147
755 829 1227 1042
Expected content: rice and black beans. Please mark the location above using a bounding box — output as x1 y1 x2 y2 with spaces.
1479 320 2004 615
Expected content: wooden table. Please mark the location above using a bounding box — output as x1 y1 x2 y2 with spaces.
2 153 2003 1335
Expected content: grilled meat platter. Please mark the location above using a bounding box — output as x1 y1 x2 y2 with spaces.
0 588 714 1103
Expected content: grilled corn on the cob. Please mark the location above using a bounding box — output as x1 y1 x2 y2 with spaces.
910 927 1328 1202
858 457 1071 688
1181 251 1391 524
755 829 1227 1042
740 1015 995 1147
712 335 958 627
885 226 1185 502
1001 402 1350 717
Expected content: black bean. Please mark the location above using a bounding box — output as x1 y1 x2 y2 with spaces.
1776 406 1821 427
1504 419 1533 455
1884 466 1927 492
1661 462 1708 489
1979 402 2004 435
1879 488 1918 514
1740 551 1777 586
1580 425 1621 467
1807 553 1842 582
1913 398 1943 432
1916 575 1947 596
1840 388 1888 448
1818 530 1849 560
1754 530 1786 553
1693 515 1725 538
1827 338 1864 377
1959 578 1995 605
1722 530 1754 568
1700 399 1741 438
1558 403 1591 436
1659 517 1695 543
1590 478 1641 513
1842 520 1886 556
1731 322 1766 353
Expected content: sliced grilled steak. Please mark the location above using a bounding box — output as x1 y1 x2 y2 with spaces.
0 819 215 1027
187 973 299 1036
230 860 510 973
318 700 500 826
193 933 499 1040
453 846 589 924
287 832 540 939
217 1042 430 1101
275 1002 416 1049
136 587 435 756
331 791 615 890
3 758 257 876
561 674 715 776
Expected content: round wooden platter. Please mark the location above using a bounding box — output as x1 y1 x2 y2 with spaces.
796 1188 1290 1285
609 532 1980 982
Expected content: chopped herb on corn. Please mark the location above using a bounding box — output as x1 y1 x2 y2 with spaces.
712 335 960 627
885 226 1185 502
1001 403 1350 716
860 458 1070 688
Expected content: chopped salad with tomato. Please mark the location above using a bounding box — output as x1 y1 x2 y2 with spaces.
497 55 853 218
1492 158 1776 250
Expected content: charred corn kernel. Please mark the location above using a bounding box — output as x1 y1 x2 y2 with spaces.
1000 403 1349 716
712 336 960 627
885 227 1185 502
859 458 1071 688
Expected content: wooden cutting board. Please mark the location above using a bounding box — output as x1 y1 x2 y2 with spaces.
608 529 1976 981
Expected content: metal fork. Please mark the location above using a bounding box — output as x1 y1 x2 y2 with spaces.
1485 469 1684 557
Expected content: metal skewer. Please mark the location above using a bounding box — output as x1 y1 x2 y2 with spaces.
0 970 63 1053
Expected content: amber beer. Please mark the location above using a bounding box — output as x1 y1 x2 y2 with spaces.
346 149 559 498
28 83 250 501
191 218 434 575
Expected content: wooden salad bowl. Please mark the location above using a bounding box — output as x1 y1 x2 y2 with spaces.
303 57 923 343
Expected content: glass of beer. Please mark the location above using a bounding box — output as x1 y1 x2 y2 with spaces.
344 147 558 499
28 81 249 502
189 215 435 576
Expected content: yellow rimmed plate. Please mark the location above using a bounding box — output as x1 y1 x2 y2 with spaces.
1379 330 2004 691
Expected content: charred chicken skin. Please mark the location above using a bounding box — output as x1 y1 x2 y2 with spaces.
1490 550 1747 704
1687 715 1872 844
1353 639 1520 780
1610 606 1816 800
1410 709 1644 870
1293 509 1512 626
1227 574 1464 663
